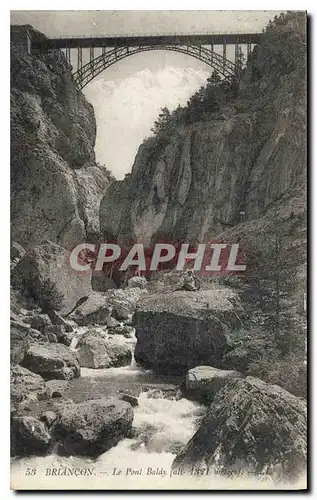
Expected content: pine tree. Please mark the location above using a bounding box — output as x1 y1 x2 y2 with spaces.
151 107 172 135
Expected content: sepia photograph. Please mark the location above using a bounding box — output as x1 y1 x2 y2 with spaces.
9 8 307 491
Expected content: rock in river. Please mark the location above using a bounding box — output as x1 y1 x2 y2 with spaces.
173 376 307 481
105 288 146 320
53 397 133 457
21 343 80 380
183 365 242 404
72 292 112 326
134 289 243 373
77 330 132 369
11 415 51 456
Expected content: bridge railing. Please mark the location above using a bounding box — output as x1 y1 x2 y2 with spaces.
46 31 263 40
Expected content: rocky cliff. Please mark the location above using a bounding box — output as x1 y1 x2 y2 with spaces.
100 13 306 252
99 13 307 390
11 25 112 250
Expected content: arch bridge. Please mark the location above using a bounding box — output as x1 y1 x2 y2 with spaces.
31 32 263 90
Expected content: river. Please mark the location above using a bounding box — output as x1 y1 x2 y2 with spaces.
11 328 302 490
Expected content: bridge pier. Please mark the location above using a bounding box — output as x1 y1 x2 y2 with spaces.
65 45 70 66
234 44 239 65
247 41 252 60
222 40 227 72
77 46 82 76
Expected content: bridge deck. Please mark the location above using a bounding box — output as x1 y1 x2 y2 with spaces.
32 33 263 50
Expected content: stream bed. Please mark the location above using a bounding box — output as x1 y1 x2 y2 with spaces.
11 329 301 489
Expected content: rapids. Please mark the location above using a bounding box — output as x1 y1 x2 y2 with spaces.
11 328 305 490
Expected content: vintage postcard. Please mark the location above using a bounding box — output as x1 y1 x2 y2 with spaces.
10 10 307 490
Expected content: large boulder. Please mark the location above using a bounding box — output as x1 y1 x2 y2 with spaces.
183 366 242 404
72 292 112 326
104 288 146 320
134 289 243 373
11 365 48 411
173 377 307 481
11 240 92 315
21 343 80 380
11 416 51 456
53 398 133 457
76 330 132 369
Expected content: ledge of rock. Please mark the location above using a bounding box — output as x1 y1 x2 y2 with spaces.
134 289 243 373
173 376 307 481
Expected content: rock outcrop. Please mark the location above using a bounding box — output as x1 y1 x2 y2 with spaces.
11 26 112 250
134 289 243 373
173 376 307 481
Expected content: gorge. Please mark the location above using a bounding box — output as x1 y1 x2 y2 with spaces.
10 12 307 490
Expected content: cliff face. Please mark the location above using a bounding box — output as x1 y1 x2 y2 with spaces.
100 15 306 248
11 27 112 250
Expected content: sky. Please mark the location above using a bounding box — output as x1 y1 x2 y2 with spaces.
11 10 281 178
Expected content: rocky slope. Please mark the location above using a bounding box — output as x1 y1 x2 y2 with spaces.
11 25 112 250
